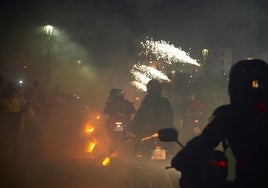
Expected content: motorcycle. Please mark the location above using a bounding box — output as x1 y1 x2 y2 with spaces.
157 128 227 188
105 116 128 154
140 132 167 160
130 132 177 188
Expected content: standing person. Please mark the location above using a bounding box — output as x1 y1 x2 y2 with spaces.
129 79 175 156
171 59 268 188
0 82 25 165
103 88 136 153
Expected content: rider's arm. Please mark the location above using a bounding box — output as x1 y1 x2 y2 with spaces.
128 105 148 135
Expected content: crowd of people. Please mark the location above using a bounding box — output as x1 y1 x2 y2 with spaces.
0 77 86 167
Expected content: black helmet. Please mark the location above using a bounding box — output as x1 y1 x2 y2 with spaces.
146 79 162 94
110 88 124 97
228 59 268 101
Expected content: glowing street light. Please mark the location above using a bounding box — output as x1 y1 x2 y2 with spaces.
44 25 54 38
202 49 209 65
44 25 54 83
171 70 176 101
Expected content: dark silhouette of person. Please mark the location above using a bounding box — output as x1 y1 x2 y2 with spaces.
131 79 174 137
129 79 175 157
103 88 136 153
171 59 268 188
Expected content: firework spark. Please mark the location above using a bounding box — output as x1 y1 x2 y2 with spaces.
141 38 200 66
130 63 170 91
130 38 200 91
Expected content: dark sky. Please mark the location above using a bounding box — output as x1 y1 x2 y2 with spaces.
1 0 268 110
1 0 268 46
1 0 268 68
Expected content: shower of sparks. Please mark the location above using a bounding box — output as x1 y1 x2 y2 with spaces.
141 38 200 66
130 63 170 91
130 37 200 91
133 64 170 81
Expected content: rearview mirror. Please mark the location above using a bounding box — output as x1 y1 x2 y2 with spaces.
158 128 178 142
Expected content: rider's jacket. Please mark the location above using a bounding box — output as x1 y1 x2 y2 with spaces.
171 101 268 187
104 96 135 128
130 93 174 137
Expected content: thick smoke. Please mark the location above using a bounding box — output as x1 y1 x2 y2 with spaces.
0 1 268 187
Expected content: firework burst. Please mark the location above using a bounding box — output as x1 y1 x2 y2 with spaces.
141 38 200 66
130 38 200 91
130 63 170 91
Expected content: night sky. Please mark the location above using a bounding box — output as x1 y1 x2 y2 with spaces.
1 0 268 94
2 0 268 57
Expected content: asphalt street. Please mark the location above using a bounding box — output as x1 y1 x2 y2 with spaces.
0 153 180 188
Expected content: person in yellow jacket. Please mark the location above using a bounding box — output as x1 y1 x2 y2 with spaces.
0 82 25 165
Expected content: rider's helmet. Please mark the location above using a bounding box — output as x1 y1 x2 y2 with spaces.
110 88 124 98
146 79 162 95
228 58 268 103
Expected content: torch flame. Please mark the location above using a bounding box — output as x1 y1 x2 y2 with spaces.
87 141 96 153
87 127 95 133
102 157 110 166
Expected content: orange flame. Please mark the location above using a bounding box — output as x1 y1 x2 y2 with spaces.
102 157 110 166
84 123 95 134
87 127 95 133
87 141 96 153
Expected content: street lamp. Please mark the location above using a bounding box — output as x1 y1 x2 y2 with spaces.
171 70 176 101
44 25 54 83
202 49 209 65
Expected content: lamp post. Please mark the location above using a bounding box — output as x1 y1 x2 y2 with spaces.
202 49 209 65
44 25 54 84
171 70 176 101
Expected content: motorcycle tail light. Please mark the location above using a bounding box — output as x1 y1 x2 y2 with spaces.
210 160 227 168
194 119 199 124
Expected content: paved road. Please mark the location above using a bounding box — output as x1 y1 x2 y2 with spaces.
0 114 181 188
0 151 180 188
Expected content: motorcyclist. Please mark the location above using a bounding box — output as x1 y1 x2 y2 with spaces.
129 79 175 156
103 88 136 152
171 59 268 188
181 93 207 142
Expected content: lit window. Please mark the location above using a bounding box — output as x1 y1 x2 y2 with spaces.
252 80 259 88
